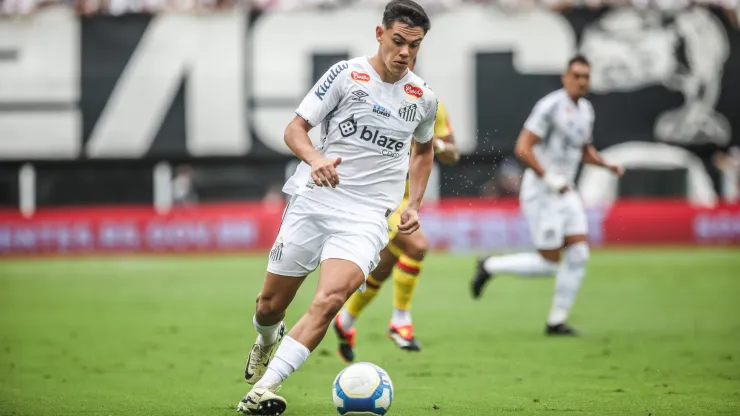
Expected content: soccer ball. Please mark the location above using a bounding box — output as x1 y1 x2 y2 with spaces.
332 362 394 415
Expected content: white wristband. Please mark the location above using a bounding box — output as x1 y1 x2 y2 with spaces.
543 172 567 192
433 138 446 154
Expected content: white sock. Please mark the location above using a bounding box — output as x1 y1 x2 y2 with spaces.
337 309 356 331
253 315 281 346
483 252 558 277
255 336 310 390
391 308 412 327
547 242 590 325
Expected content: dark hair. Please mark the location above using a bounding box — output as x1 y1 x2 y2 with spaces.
382 0 431 34
567 55 590 70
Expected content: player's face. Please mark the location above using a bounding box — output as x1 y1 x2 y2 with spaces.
376 22 425 76
563 62 591 98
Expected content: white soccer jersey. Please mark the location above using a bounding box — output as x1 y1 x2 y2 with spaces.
522 88 595 184
283 57 438 218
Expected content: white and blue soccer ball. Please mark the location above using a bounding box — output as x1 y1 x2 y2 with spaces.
332 362 394 415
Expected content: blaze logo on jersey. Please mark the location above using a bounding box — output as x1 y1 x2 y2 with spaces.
338 115 358 137
403 83 424 99
314 62 349 101
351 71 371 82
373 104 391 118
398 102 417 122
359 126 404 155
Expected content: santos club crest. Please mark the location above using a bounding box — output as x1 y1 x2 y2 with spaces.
398 102 417 122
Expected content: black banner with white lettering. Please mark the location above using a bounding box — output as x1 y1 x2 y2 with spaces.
0 5 738 205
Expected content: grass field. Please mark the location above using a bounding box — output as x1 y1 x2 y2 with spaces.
1 248 739 416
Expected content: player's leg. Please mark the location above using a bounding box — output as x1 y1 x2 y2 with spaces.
472 194 560 297
334 245 397 362
546 192 590 336
333 200 405 361
387 228 428 351
237 197 323 415
251 259 367 392
239 215 386 415
244 272 306 383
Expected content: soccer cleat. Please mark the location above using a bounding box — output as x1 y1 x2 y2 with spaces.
471 257 493 299
545 323 580 336
387 324 421 351
236 387 287 415
333 315 356 363
244 322 286 385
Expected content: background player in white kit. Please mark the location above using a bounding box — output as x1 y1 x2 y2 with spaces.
471 56 624 336
236 1 436 414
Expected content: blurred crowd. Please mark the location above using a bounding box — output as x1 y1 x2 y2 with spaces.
1 0 738 16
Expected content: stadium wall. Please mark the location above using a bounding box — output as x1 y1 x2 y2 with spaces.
1 200 738 256
1 5 739 205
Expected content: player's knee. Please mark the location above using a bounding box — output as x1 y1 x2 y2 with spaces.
538 250 561 263
404 237 429 261
310 291 347 323
565 242 590 266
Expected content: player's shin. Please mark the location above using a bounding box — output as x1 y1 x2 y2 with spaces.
392 255 421 326
548 242 590 325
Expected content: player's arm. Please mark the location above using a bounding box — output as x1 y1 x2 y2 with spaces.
515 98 568 193
433 134 459 165
582 143 624 176
431 101 460 165
285 117 341 188
287 62 349 188
407 140 435 212
398 98 438 235
580 105 623 176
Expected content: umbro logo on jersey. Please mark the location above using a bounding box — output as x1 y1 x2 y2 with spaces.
351 90 369 102
351 71 371 82
314 62 349 101
372 104 391 118
398 102 418 122
403 83 424 99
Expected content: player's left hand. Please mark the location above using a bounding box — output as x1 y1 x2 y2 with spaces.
397 208 420 235
607 164 625 176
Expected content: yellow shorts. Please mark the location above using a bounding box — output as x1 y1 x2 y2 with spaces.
385 197 425 258
386 197 409 242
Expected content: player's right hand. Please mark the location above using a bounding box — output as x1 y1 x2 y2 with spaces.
543 172 568 194
311 157 342 188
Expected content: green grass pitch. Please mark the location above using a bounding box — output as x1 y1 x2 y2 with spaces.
1 248 739 415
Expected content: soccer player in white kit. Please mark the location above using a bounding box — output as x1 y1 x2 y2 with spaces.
471 56 624 336
236 1 437 414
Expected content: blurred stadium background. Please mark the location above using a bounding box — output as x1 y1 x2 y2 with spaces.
1 1 739 415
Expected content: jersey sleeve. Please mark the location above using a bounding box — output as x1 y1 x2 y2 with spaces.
585 101 595 144
413 94 438 144
523 95 557 139
295 61 350 127
433 100 452 138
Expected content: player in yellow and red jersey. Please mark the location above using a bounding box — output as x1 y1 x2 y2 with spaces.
333 57 460 361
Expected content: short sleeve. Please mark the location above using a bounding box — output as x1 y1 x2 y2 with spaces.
585 101 595 143
413 96 438 144
295 61 350 127
523 96 557 139
433 100 452 138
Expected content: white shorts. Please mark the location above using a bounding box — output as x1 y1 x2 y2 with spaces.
266 195 389 284
520 189 588 250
